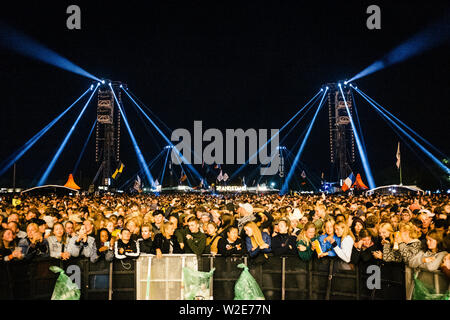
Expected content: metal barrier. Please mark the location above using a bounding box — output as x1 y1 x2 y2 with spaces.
405 266 450 300
1 254 410 300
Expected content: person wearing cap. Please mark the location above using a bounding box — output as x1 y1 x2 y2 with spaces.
236 203 256 235
418 209 434 235
288 208 303 236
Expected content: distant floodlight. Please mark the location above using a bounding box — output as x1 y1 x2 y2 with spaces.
101 80 105 84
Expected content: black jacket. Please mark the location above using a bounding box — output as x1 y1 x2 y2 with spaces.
217 237 244 256
153 233 183 254
137 237 154 254
114 239 140 259
271 233 298 256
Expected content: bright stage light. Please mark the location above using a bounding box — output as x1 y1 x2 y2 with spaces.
102 80 105 84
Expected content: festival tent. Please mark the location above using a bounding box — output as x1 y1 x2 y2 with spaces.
352 173 369 190
64 174 80 190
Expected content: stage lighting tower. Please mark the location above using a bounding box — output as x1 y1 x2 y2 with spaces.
95 80 127 187
327 82 356 182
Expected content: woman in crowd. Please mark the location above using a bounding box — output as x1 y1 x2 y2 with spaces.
47 223 71 260
350 229 379 265
18 222 50 261
317 218 340 258
67 224 99 263
217 226 243 256
153 221 183 258
351 217 365 241
296 222 317 261
0 229 23 261
243 221 271 258
205 222 221 255
271 218 298 256
137 224 154 254
396 222 423 266
329 221 355 264
410 229 448 271
95 228 114 262
378 222 401 262
114 228 140 260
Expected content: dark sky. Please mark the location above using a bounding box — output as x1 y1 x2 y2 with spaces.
0 1 449 189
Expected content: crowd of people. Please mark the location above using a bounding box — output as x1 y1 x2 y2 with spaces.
0 192 449 278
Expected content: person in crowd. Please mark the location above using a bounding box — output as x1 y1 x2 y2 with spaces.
217 226 243 256
350 229 379 265
317 218 341 258
18 222 50 261
83 219 96 238
395 222 423 266
378 222 401 262
95 228 114 262
272 218 298 256
244 221 271 258
64 221 76 238
183 217 206 255
125 219 141 241
296 222 317 261
153 221 183 258
114 228 140 260
47 223 71 260
7 221 26 240
410 229 448 271
0 229 23 261
237 203 256 235
329 221 355 264
288 208 303 236
168 214 185 250
137 224 154 254
151 210 166 236
205 222 221 255
67 224 98 263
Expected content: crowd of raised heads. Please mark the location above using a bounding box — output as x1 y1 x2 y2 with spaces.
0 193 449 277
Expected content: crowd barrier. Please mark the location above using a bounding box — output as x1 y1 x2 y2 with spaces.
1 253 421 300
405 266 450 300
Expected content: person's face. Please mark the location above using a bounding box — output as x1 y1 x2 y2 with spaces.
325 222 334 236
8 214 19 223
188 221 199 233
306 227 316 240
300 217 308 225
169 216 178 228
65 223 74 235
244 226 253 237
127 221 136 232
227 228 239 242
7 222 18 234
122 230 131 241
355 222 363 234
206 224 216 236
201 215 210 224
141 227 151 240
3 229 14 242
165 224 175 237
53 224 64 238
83 221 93 234
131 205 139 212
335 225 344 238
379 228 390 239
100 230 109 243
426 236 438 251
278 221 288 234
27 225 38 239
117 219 124 227
106 222 114 233
154 214 164 224
421 216 432 228
401 211 410 222
26 211 36 221
361 236 372 248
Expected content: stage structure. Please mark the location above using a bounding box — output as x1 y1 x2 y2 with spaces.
94 81 126 188
327 83 355 183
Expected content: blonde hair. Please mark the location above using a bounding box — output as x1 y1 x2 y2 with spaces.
335 221 355 241
160 222 174 238
322 217 335 234
297 222 316 244
399 222 420 239
379 222 395 245
244 222 265 248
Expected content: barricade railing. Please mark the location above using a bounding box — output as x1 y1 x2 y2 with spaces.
0 254 414 300
405 266 450 300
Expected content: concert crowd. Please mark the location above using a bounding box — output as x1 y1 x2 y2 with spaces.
0 192 449 278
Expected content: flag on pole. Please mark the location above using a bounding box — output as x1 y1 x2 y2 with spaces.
341 173 356 192
133 175 142 192
222 173 229 182
217 170 223 182
396 142 401 169
112 162 125 179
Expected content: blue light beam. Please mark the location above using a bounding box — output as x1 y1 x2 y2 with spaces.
352 86 447 159
0 87 92 177
354 88 450 175
231 89 323 180
38 84 99 186
110 84 155 186
338 84 376 189
72 118 97 175
348 11 450 83
280 89 328 195
159 148 170 187
0 22 100 81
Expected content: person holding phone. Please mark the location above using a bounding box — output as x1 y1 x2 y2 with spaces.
18 223 49 261
67 224 99 263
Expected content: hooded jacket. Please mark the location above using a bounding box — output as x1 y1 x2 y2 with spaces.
409 250 448 271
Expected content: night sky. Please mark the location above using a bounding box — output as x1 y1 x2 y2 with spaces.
0 1 449 190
